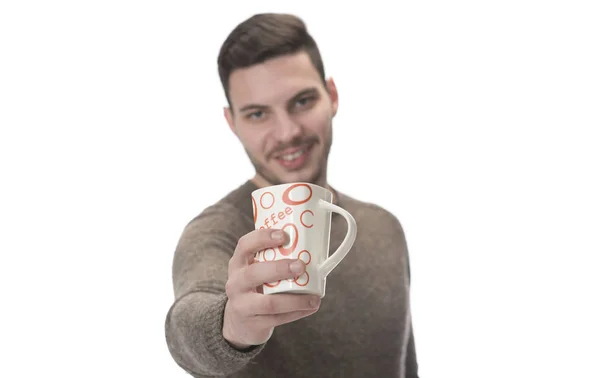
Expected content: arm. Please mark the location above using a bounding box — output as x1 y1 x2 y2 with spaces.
164 203 319 377
164 204 263 377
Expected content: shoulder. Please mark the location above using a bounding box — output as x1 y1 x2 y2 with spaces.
336 191 413 281
181 181 256 239
338 192 404 227
337 191 407 241
187 201 248 230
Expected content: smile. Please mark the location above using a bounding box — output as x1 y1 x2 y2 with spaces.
275 143 313 170
281 147 308 161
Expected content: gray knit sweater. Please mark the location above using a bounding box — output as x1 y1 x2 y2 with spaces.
165 180 419 377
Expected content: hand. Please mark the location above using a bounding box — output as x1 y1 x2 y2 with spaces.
222 228 322 349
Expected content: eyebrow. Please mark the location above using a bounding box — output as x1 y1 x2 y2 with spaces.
238 87 319 113
287 88 319 107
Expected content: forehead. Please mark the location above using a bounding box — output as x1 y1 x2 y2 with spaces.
228 51 324 109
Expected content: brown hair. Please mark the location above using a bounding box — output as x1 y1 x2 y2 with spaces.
217 13 326 107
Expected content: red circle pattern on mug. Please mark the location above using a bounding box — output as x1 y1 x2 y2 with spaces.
277 223 298 257
254 184 316 288
262 248 276 262
260 192 275 209
298 250 312 265
300 210 314 228
282 183 312 206
252 196 257 223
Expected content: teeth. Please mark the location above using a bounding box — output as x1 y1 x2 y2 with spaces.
281 149 305 161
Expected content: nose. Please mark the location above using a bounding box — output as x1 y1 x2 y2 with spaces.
273 112 302 142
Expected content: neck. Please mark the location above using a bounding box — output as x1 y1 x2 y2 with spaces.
251 174 327 188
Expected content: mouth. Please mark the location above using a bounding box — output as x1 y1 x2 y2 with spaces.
274 143 314 170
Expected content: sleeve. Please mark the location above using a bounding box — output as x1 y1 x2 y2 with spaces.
390 210 419 378
405 322 419 378
164 204 266 377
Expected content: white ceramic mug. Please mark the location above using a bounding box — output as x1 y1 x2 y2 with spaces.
251 182 357 298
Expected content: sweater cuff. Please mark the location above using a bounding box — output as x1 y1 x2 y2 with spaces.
165 291 266 377
205 293 266 361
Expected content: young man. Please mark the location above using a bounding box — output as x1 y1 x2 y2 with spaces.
165 13 419 378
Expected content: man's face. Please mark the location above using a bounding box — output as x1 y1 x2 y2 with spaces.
224 51 338 187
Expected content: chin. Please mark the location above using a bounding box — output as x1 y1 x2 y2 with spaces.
257 151 324 185
277 168 322 185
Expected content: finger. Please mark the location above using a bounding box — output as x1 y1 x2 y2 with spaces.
236 259 306 292
248 293 321 315
258 308 320 329
229 229 289 271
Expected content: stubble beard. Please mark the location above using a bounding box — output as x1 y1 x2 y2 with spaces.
246 129 333 187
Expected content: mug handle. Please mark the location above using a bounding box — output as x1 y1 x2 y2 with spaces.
317 199 358 277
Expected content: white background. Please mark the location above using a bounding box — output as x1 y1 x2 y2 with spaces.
1 1 599 377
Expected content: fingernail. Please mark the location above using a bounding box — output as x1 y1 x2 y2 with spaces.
310 297 321 308
272 231 284 240
290 260 304 275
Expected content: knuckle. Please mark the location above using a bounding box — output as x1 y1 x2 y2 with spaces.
225 270 243 296
235 236 247 252
243 265 261 289
225 279 234 297
242 265 253 282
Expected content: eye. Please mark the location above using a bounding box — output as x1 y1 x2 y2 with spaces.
295 96 315 108
246 110 265 120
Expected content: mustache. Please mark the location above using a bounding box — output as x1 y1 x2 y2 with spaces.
269 136 319 158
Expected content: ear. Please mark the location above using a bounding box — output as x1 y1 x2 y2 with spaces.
223 106 237 135
325 77 339 117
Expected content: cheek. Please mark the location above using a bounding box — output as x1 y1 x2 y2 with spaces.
240 128 274 158
299 108 331 137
